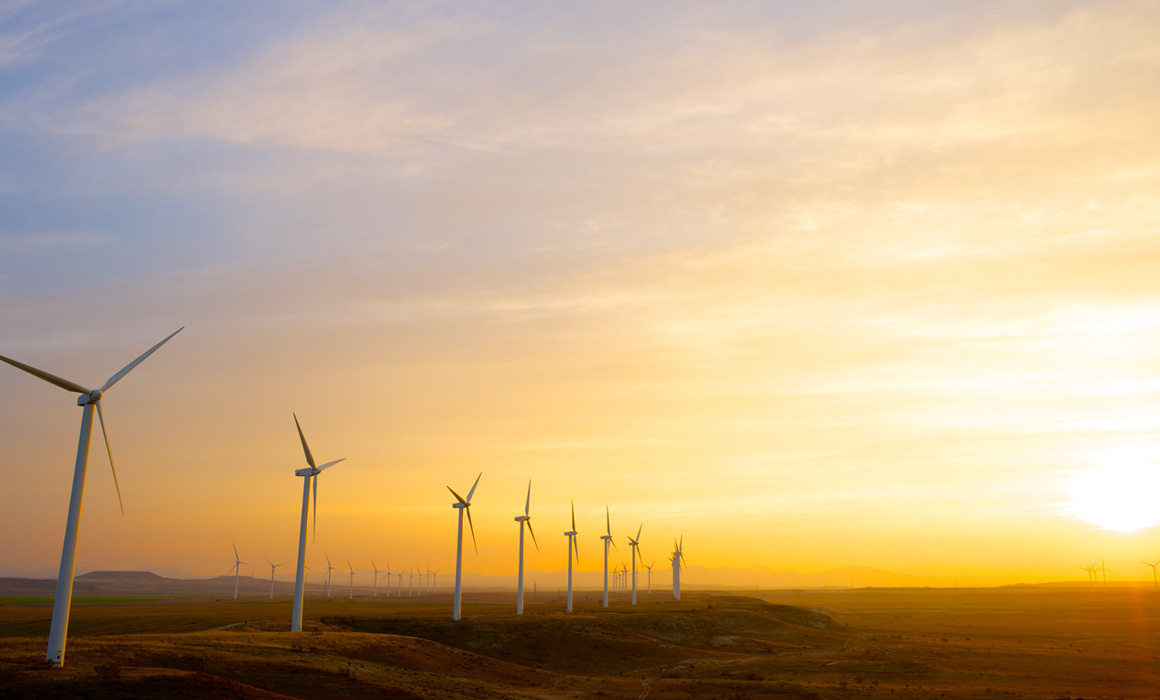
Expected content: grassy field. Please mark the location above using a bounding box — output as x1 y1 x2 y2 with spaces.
0 588 1157 699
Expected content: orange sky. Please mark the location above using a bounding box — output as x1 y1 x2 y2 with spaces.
2 1 1160 586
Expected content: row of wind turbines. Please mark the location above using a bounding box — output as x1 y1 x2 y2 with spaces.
444 473 688 620
0 329 689 666
1079 558 1160 588
227 545 440 600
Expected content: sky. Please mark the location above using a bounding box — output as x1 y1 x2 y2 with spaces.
2 0 1160 586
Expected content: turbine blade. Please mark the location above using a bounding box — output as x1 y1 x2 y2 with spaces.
571 500 576 531
636 523 642 542
447 486 466 504
264 555 272 566
573 536 580 566
293 413 316 469
95 402 124 514
0 354 91 394
527 518 539 553
326 554 332 567
101 327 184 393
525 479 531 516
637 545 644 566
312 475 319 543
605 505 610 536
466 472 482 503
466 505 478 554
233 543 239 560
317 457 345 471
610 537 618 551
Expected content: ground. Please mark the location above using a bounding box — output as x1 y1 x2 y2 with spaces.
1 587 1157 699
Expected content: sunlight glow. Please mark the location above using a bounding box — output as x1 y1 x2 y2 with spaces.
1061 447 1160 532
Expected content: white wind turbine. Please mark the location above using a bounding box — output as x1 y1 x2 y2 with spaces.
563 501 579 613
264 556 287 600
514 480 540 615
289 414 345 632
600 506 617 607
645 560 655 593
1143 559 1159 589
371 561 381 597
627 524 643 605
347 561 357 600
671 535 687 600
1 327 182 667
396 570 404 595
408 566 414 596
385 562 392 597
230 544 248 601
431 568 440 593
448 472 482 620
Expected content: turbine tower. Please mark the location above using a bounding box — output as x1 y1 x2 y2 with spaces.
385 562 392 597
289 414 345 632
645 560 655 593
230 544 248 600
347 561 356 600
627 524 643 605
408 567 414 597
1079 564 1096 587
1143 559 1160 589
431 568 440 593
371 561 381 597
1099 558 1111 588
1 327 182 667
264 556 286 600
671 535 687 600
448 472 482 620
600 506 617 607
514 479 540 615
563 501 579 613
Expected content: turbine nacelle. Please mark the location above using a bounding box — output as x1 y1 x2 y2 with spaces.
76 389 101 405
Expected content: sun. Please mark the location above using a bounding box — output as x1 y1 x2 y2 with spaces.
1062 447 1160 532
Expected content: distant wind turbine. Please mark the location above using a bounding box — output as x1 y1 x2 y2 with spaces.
645 560 655 593
325 555 337 598
1142 559 1159 589
1079 564 1096 587
409 566 414 597
672 535 687 600
230 544 248 601
371 561 381 597
347 561 356 600
627 524 643 605
1 327 183 667
514 479 540 615
264 556 286 600
448 472 482 620
563 501 579 613
1099 558 1111 588
385 562 392 597
430 568 440 594
289 414 345 632
600 506 617 607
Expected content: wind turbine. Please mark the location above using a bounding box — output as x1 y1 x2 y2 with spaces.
324 555 338 597
385 562 392 597
289 414 345 632
408 567 414 597
514 479 540 615
1 327 182 667
371 561 381 597
264 556 287 600
627 524 643 605
1143 559 1160 589
600 506 617 607
563 501 579 613
448 472 482 620
645 560 655 593
1079 564 1096 587
672 535 687 600
1099 558 1111 588
430 568 440 594
347 561 356 600
230 544 248 601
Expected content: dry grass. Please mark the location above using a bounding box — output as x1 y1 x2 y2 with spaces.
0 588 1157 699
